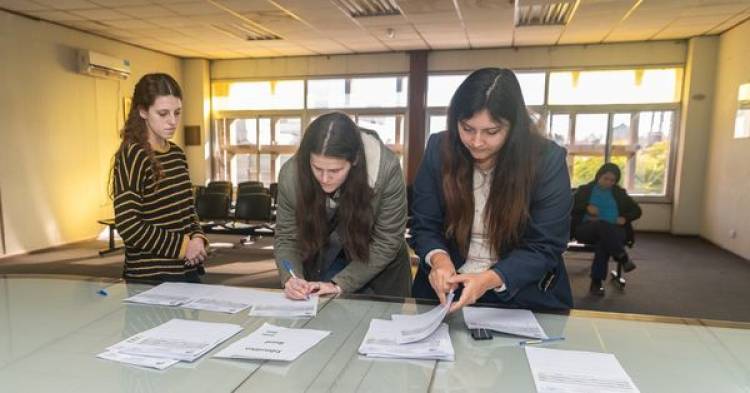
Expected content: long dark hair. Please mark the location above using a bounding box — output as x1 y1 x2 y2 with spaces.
442 68 544 256
110 73 182 196
295 112 374 265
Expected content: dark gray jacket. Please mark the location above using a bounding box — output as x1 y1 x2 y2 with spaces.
274 130 412 296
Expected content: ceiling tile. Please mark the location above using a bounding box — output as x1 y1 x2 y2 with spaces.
144 16 196 28
399 0 457 14
70 8 129 20
0 0 49 11
103 19 159 29
653 24 719 39
33 0 97 10
114 5 176 18
24 10 86 21
513 25 563 46
89 0 151 6
707 12 750 34
217 0 283 13
161 1 223 16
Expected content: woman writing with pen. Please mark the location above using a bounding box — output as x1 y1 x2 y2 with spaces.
274 112 412 299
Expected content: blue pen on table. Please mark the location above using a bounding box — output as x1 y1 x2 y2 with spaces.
519 336 565 346
282 260 310 299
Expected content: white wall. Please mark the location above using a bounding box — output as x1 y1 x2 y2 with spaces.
702 19 750 259
211 52 410 80
672 37 719 235
0 11 182 256
181 59 211 186
429 41 686 71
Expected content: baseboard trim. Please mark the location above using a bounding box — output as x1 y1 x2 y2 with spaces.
0 236 99 261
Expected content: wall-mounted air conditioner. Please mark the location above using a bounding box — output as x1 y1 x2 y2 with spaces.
77 49 131 80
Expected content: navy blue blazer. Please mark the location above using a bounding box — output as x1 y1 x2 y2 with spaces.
410 132 574 310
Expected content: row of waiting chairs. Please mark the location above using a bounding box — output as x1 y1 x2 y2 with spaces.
194 181 277 222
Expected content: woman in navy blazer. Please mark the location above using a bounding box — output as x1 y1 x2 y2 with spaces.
410 68 573 312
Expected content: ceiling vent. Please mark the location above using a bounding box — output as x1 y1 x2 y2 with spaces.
515 0 576 27
211 23 280 41
332 0 401 18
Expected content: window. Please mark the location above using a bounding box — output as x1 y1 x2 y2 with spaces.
307 77 408 108
548 68 681 105
212 76 407 185
213 116 302 186
552 110 675 196
735 83 750 139
212 80 304 110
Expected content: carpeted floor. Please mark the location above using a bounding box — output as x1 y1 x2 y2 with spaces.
1 232 748 322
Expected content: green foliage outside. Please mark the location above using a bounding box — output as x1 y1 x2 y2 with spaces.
570 141 668 195
633 141 667 194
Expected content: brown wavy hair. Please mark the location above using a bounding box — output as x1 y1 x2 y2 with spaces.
295 112 374 266
442 68 544 256
110 73 182 197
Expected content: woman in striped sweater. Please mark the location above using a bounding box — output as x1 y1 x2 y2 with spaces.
112 73 207 282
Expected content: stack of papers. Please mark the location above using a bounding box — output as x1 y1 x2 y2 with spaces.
215 323 330 362
98 319 243 370
463 307 548 339
358 293 455 361
359 320 454 361
124 283 318 317
525 347 641 393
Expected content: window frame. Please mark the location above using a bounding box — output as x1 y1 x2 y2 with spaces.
211 74 409 185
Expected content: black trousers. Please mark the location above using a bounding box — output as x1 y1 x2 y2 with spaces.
574 220 626 280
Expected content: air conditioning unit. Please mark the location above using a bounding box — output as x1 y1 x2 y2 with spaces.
77 49 131 80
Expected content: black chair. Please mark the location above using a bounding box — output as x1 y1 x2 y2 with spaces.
235 193 272 222
207 180 233 202
195 193 230 221
238 180 263 188
237 183 268 197
193 185 206 200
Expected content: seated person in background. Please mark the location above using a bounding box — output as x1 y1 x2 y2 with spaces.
274 112 412 299
112 73 208 282
572 163 642 296
410 68 573 312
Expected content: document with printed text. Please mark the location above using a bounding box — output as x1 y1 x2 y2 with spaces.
525 347 641 393
215 323 330 362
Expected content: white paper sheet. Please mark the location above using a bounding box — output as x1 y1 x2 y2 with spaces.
123 282 195 306
248 291 318 318
124 283 264 314
358 320 454 361
525 347 641 393
181 285 261 314
107 319 243 362
97 350 179 370
215 323 330 362
389 292 453 344
463 307 548 339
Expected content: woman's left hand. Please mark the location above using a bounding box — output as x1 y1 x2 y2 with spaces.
446 271 503 313
311 281 342 296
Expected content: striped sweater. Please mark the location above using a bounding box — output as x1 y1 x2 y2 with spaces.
113 142 206 280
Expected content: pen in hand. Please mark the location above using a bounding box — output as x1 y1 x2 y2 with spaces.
282 260 311 300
